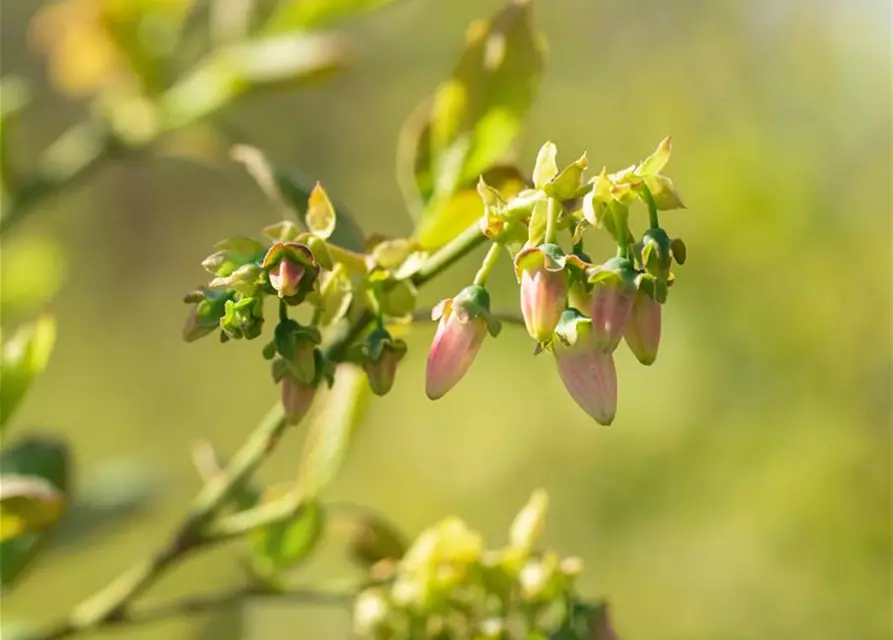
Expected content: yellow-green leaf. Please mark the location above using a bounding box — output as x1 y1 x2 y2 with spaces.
415 165 527 250
306 182 337 240
251 486 325 575
264 0 398 33
0 475 65 542
399 0 544 218
644 174 686 210
0 238 66 319
635 136 672 177
0 316 56 431
297 364 371 496
532 141 558 189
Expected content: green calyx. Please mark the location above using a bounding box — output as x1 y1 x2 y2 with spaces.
514 243 587 282
436 285 502 337
183 287 235 342
639 227 672 278
634 272 670 304
221 295 264 340
586 256 637 291
363 327 407 363
273 320 322 384
554 308 592 348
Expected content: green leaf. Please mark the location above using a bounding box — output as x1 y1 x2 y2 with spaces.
317 264 354 327
532 141 558 189
0 238 66 319
252 491 325 575
305 183 337 240
0 316 56 432
635 136 672 177
231 145 366 252
297 364 371 496
264 0 398 32
0 436 71 590
399 0 545 216
0 475 65 541
643 174 685 210
415 165 528 250
370 238 413 270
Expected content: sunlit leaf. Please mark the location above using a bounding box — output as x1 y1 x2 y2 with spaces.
398 0 544 218
0 238 66 319
231 145 366 252
0 476 65 541
415 165 528 250
0 436 71 589
306 183 337 240
252 488 325 575
532 141 558 189
265 0 398 32
297 364 370 496
643 175 685 210
635 136 672 177
0 316 56 431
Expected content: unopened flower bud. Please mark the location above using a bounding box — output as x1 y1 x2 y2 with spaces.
281 375 317 425
360 329 408 397
262 242 319 305
425 285 500 400
182 287 233 342
515 244 567 342
220 296 264 340
554 309 618 425
624 289 662 366
586 257 637 352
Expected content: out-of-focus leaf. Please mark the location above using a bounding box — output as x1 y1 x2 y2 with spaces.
265 0 398 32
348 513 408 568
317 264 354 327
161 33 347 130
398 0 544 218
52 458 164 548
297 364 371 496
252 487 325 576
415 165 528 250
231 145 366 252
0 436 71 590
0 316 56 431
0 475 65 541
0 238 66 319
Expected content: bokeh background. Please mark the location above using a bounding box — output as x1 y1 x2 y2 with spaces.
1 0 891 638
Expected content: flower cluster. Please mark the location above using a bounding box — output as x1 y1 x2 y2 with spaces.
351 491 619 639
424 139 686 425
184 139 685 428
182 183 417 425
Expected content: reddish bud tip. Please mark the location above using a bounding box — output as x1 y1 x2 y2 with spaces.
425 310 488 400
270 259 305 298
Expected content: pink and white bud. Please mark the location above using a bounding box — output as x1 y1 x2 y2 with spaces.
554 332 618 426
623 290 662 366
516 246 567 342
426 311 488 400
588 281 635 352
281 375 317 425
269 259 305 298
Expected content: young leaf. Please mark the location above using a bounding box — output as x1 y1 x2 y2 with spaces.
0 436 71 589
398 0 545 216
251 489 325 574
231 145 366 251
297 364 371 496
0 316 56 432
306 183 337 239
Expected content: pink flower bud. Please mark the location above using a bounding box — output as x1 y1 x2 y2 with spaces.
425 286 499 400
269 259 305 298
623 289 662 366
363 341 407 396
554 313 618 425
515 245 567 342
281 376 317 425
588 281 635 352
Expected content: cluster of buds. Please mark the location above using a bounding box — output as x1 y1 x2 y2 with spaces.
351 490 619 639
425 138 686 425
182 183 420 425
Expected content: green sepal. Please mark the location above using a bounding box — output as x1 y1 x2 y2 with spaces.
635 272 669 304
586 256 637 290
553 308 592 348
262 341 277 360
670 237 687 265
221 296 264 340
448 285 501 337
640 227 672 278
544 152 589 201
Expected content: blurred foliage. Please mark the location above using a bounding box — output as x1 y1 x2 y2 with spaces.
0 0 889 639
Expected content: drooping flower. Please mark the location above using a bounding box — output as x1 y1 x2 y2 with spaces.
360 328 407 396
261 242 319 305
280 374 317 426
586 257 637 352
553 309 618 426
425 285 501 400
514 243 568 342
624 288 662 366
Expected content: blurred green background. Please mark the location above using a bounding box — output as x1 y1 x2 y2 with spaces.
1 0 890 638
